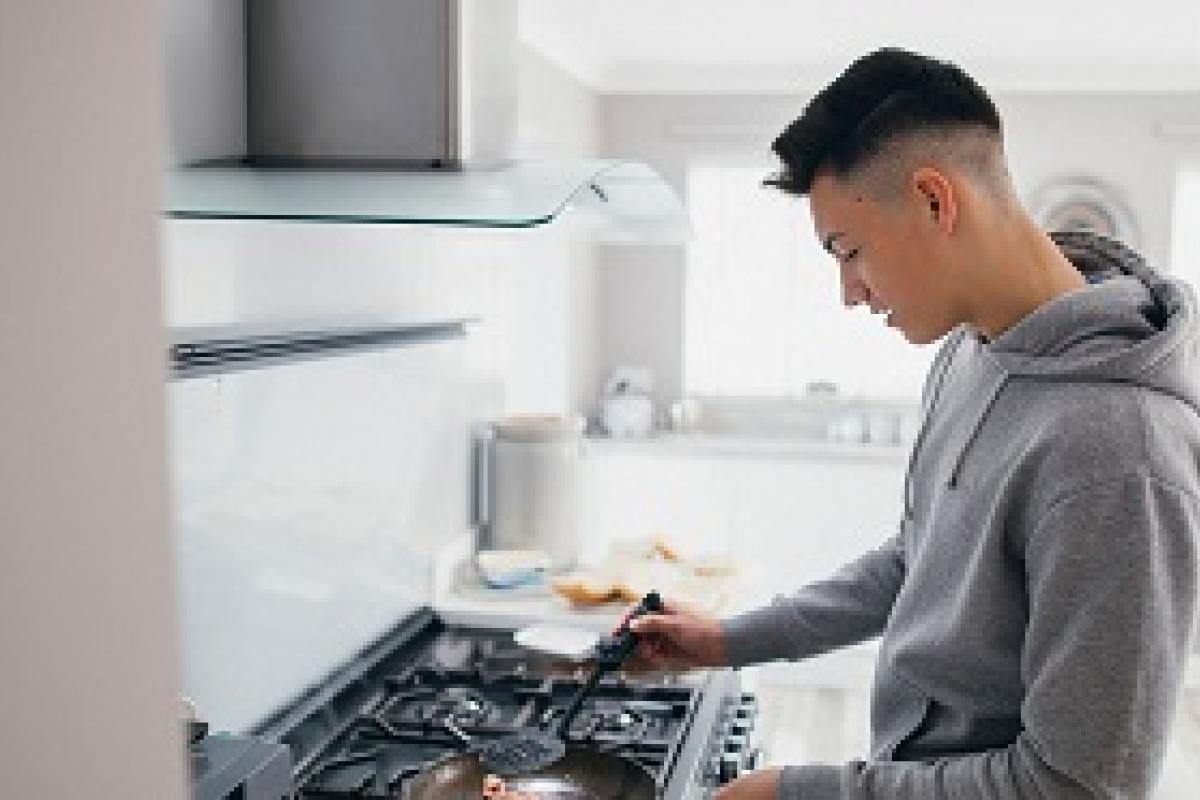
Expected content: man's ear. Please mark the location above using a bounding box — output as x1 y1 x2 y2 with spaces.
911 167 956 233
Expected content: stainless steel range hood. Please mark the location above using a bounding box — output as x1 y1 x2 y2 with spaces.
165 0 684 232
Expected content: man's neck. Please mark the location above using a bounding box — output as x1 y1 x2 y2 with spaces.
967 213 1087 341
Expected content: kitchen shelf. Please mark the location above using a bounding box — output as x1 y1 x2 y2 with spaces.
164 159 683 229
169 319 472 379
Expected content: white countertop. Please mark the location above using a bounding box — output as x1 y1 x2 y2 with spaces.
432 531 752 631
432 533 624 631
432 533 1200 689
583 432 909 463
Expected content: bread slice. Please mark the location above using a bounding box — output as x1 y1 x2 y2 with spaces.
550 572 620 605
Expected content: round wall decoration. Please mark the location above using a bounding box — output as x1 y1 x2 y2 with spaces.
1029 176 1140 249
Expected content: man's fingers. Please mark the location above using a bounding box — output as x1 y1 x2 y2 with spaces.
628 612 678 636
613 599 654 634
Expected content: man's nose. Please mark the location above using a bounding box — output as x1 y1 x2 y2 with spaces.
841 271 869 308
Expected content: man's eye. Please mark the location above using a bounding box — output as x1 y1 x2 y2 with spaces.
840 248 860 264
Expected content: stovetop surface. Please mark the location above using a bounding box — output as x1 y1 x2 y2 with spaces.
289 624 707 799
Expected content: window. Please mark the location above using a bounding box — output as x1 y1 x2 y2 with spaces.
1171 163 1200 289
684 163 933 400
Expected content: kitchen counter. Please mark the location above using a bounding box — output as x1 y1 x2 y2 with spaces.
432 531 752 631
431 532 883 691
584 432 909 464
433 533 627 631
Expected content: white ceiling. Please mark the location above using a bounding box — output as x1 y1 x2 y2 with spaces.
519 0 1200 94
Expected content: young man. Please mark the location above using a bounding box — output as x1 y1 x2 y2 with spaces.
628 48 1200 799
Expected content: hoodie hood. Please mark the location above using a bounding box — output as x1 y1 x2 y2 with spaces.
989 231 1199 403
910 231 1200 501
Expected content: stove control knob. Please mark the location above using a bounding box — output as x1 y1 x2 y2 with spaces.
734 700 758 720
723 734 748 754
719 751 742 783
706 755 724 784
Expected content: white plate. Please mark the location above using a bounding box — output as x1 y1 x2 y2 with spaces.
513 624 600 660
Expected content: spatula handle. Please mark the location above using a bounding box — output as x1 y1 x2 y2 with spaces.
595 590 664 666
554 591 664 740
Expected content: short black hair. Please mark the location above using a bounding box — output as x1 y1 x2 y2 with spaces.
766 48 1002 196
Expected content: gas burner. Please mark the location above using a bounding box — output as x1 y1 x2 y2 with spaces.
283 622 752 800
423 687 495 727
591 706 649 740
581 706 651 744
597 709 643 734
536 702 651 745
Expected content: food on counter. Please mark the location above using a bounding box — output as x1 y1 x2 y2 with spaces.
651 536 681 562
611 534 681 562
549 536 739 612
551 572 622 604
690 555 738 577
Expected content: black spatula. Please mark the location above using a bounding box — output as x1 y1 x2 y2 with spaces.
446 591 664 776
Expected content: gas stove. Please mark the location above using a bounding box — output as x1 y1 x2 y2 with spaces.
190 608 759 799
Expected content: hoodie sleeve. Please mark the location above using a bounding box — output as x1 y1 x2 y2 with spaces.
721 533 905 668
775 472 1199 799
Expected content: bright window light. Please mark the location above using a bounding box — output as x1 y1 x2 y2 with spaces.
683 163 933 399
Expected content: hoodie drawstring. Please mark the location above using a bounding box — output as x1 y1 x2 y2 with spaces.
903 333 961 518
947 374 1009 489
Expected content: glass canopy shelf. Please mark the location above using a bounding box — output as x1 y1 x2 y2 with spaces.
163 159 679 228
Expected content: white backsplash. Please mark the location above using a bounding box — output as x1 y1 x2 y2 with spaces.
164 216 602 732
575 440 907 604
170 339 499 733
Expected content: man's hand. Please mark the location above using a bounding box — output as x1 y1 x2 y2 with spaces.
616 597 728 672
714 767 782 799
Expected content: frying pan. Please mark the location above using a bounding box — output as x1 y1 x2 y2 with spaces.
402 746 657 800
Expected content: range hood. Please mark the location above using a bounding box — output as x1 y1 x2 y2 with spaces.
165 0 684 233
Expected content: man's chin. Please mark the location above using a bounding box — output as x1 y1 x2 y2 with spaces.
901 323 953 346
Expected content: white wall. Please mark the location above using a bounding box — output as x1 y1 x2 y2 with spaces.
597 92 1200 406
517 47 600 159
515 46 604 415
0 2 186 799
577 444 905 602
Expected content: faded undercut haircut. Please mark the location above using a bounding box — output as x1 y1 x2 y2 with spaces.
765 48 1010 200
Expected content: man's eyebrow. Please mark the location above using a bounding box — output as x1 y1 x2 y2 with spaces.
822 232 843 255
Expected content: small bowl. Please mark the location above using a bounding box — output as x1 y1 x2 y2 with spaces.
476 549 552 589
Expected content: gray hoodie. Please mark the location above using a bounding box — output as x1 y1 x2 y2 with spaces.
723 232 1200 798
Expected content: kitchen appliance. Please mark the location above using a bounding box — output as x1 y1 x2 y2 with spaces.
190 734 292 800
246 0 513 167
472 415 586 572
189 607 760 799
164 1 687 234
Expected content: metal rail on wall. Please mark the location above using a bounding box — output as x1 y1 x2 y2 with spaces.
169 319 473 380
